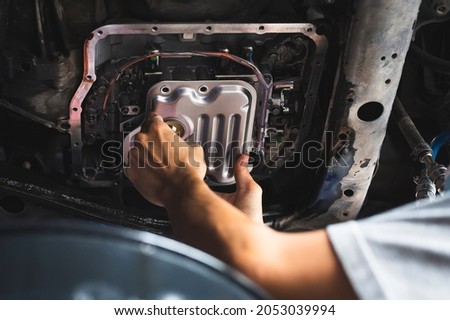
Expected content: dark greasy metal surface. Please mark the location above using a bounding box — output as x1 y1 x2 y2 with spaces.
68 23 328 180
137 0 271 21
0 165 171 234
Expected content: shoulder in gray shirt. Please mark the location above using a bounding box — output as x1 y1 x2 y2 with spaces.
327 195 450 299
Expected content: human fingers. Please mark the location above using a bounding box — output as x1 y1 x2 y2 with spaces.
140 112 165 133
234 154 261 194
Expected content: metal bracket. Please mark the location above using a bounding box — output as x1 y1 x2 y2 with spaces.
277 0 422 230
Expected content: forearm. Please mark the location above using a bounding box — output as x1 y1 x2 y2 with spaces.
163 180 356 299
128 113 355 299
164 179 267 265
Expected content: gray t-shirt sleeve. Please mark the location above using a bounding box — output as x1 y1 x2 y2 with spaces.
326 195 450 299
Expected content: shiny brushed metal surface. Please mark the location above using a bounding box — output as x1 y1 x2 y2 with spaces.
147 80 257 184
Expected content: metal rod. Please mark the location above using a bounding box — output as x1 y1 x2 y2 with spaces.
34 0 47 58
392 97 432 159
393 97 447 192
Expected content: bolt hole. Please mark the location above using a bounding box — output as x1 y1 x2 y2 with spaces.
72 108 78 112
199 86 208 93
391 53 398 59
307 27 313 32
381 56 386 61
343 212 349 217
436 5 448 15
73 142 79 147
84 168 97 179
96 30 103 35
258 25 265 31
60 123 70 130
385 79 391 84
346 90 355 103
0 196 25 214
344 189 354 197
86 75 93 81
161 86 170 94
357 101 384 122
152 26 158 32
338 133 348 141
205 26 212 32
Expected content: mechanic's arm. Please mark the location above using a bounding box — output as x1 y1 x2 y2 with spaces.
126 113 356 299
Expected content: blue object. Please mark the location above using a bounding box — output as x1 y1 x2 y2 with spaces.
430 131 450 161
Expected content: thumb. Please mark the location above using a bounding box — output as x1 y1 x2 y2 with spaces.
234 154 254 190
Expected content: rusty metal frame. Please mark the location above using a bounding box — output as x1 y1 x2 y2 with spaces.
277 0 422 230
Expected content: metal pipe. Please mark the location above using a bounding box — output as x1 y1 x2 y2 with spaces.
393 97 447 192
409 44 450 75
415 168 436 200
422 154 447 191
392 97 432 159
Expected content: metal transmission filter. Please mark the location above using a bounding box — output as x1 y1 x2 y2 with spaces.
147 80 257 184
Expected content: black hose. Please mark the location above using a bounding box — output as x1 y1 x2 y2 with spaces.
392 97 432 159
409 43 450 75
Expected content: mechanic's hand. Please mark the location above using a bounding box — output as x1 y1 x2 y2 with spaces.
215 154 263 224
125 112 207 207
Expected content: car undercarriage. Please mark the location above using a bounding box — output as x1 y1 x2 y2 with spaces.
1 0 449 235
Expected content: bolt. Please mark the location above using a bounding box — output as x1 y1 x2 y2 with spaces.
120 106 129 114
436 5 448 15
85 133 97 145
87 115 96 122
293 36 304 46
271 108 281 116
97 86 106 94
432 1 449 15
86 110 97 123
22 161 32 170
